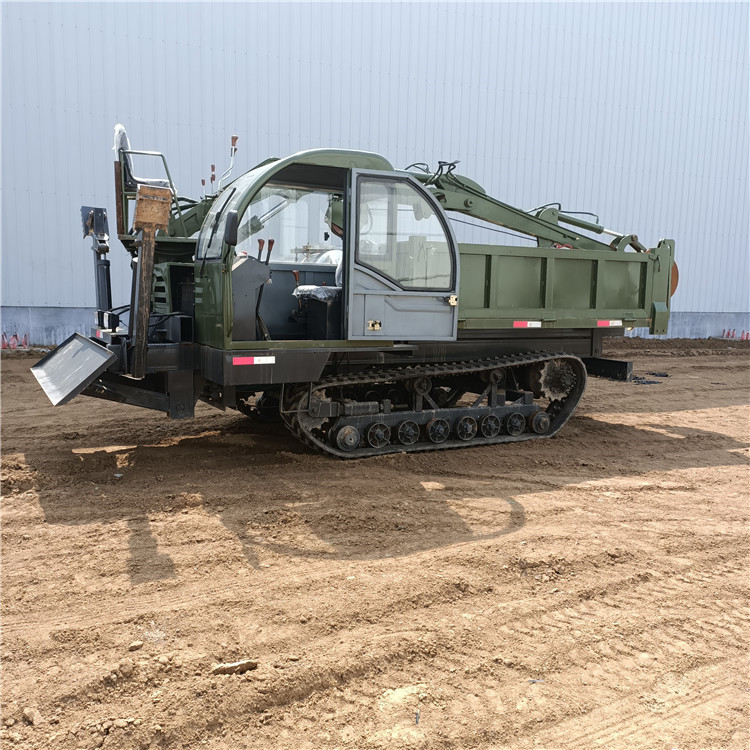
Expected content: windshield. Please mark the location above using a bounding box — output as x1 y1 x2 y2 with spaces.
234 182 343 264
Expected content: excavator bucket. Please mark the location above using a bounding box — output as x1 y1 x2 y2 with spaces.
31 333 117 406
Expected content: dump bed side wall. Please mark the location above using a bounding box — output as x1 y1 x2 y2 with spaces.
457 243 673 334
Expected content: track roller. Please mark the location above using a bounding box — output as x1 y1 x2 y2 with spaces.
426 417 450 443
367 422 391 448
456 415 478 441
397 420 420 445
505 412 526 437
480 414 502 438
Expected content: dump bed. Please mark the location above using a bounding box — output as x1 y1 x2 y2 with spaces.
457 240 674 334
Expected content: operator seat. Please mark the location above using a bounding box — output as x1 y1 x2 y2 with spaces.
113 124 170 192
292 252 343 302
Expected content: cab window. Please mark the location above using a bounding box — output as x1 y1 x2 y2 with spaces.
356 177 454 291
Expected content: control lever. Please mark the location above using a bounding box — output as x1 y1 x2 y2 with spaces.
255 238 275 342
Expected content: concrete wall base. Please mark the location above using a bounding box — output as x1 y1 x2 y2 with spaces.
2 307 97 347
2 307 750 346
627 311 750 339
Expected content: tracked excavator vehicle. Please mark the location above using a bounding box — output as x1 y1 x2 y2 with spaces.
33 127 677 458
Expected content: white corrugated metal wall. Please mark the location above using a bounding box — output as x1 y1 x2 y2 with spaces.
2 1 748 342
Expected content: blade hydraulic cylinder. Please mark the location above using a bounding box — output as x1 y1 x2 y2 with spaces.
81 206 112 325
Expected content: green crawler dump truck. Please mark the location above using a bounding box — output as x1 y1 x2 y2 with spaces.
33 127 677 457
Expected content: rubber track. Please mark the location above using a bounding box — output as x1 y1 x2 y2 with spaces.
280 351 587 459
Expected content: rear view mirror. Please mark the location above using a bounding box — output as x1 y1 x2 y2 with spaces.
224 210 239 246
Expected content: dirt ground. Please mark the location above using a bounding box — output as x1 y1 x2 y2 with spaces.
1 339 748 750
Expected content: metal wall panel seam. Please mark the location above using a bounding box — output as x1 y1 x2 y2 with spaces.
702 2 722 312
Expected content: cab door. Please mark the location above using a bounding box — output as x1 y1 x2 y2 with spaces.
346 170 459 341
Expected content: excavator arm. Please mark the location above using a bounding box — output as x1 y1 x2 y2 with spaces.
412 168 651 254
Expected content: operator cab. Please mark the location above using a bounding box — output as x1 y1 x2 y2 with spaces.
195 151 459 345
231 163 348 340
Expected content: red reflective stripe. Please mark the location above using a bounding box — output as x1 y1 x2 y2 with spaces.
513 321 528 328
232 356 276 366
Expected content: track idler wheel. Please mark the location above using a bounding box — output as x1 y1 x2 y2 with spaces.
456 416 478 441
335 425 361 452
426 417 450 443
505 412 526 437
397 420 420 445
530 411 551 434
366 422 391 448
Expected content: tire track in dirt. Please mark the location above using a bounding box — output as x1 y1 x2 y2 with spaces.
258 564 747 748
51 628 437 718
3 531 743 645
492 556 746 649
4 565 738 748
535 656 747 748
253 553 746 745
10 543 746 746
411 554 748 748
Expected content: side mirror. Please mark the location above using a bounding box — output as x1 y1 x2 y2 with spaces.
224 210 239 246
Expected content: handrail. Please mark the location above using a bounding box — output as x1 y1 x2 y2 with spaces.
120 149 187 236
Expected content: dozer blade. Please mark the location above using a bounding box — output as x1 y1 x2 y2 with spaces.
31 333 117 406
